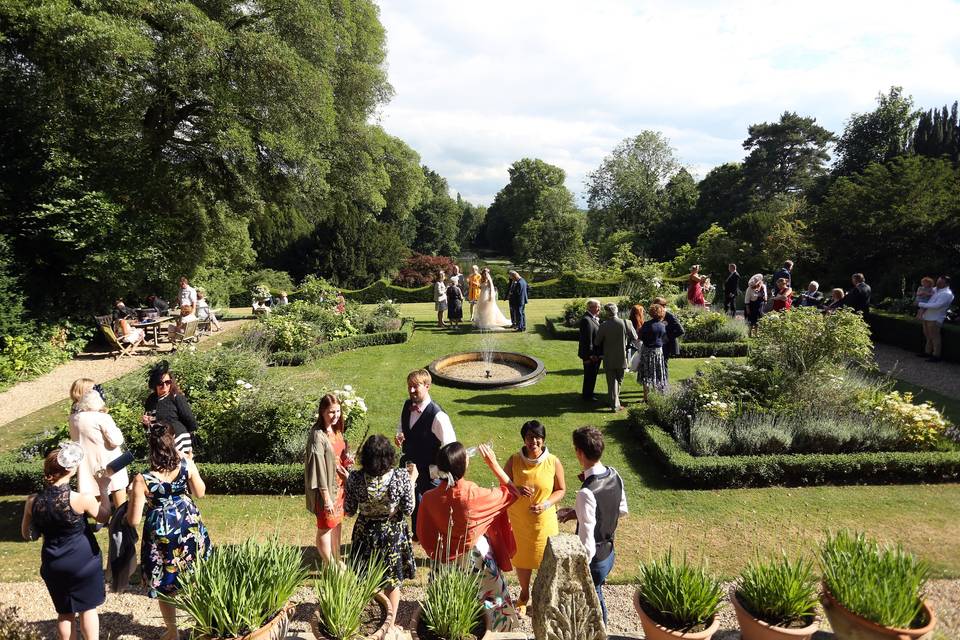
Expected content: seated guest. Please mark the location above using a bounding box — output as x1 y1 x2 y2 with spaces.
146 295 169 314
116 316 145 345
823 288 845 314
771 278 793 312
113 299 133 321
275 291 289 306
798 281 824 307
167 304 197 341
195 291 222 331
417 442 520 631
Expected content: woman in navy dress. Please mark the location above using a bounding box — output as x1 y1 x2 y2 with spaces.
127 422 211 640
21 444 113 640
637 303 670 402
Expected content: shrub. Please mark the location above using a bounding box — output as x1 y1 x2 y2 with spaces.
166 538 307 638
820 531 929 629
616 261 681 309
676 308 727 342
258 313 321 352
873 391 950 450
637 551 723 631
392 254 457 287
297 274 340 305
562 299 589 327
0 607 42 640
422 563 484 640
314 554 388 640
751 308 873 376
736 554 818 627
242 268 295 296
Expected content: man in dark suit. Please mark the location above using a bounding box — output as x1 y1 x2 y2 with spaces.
578 299 602 401
507 270 530 331
653 296 684 375
841 272 872 315
723 264 740 317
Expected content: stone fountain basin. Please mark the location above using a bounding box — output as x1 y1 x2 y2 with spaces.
428 351 546 390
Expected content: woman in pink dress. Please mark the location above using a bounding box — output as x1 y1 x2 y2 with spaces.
687 265 707 307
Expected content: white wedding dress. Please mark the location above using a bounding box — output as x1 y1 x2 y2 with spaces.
473 280 513 329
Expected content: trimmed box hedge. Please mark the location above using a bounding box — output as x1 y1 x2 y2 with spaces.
632 414 960 488
544 316 748 357
0 461 301 495
867 311 960 363
269 318 415 365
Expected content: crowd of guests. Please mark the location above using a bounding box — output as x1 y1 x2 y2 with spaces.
110 276 223 348
433 265 530 331
25 367 627 638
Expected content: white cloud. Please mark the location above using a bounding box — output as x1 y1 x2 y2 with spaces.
376 0 960 205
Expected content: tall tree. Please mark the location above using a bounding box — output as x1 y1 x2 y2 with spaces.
513 186 585 273
912 101 960 164
586 131 680 247
694 162 749 229
741 112 834 201
485 158 567 255
410 167 461 256
457 195 487 252
649 167 700 258
834 87 918 177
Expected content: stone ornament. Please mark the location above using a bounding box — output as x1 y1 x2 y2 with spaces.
531 534 605 640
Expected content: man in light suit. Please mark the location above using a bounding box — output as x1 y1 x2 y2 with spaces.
578 299 602 401
595 303 637 412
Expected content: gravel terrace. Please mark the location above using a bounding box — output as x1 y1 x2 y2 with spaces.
1 580 957 639
0 319 250 428
874 342 960 399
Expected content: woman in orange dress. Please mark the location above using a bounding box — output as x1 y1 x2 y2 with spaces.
304 393 352 564
467 265 483 320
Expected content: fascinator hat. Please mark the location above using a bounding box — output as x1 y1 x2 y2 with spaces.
56 441 85 470
748 274 764 288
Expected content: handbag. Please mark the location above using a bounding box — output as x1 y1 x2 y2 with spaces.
628 348 643 373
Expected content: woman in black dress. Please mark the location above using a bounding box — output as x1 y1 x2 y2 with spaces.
446 280 464 327
20 444 113 640
638 303 670 402
141 361 197 455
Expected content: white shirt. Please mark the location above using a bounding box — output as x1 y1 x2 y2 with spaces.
396 395 456 445
918 287 954 324
178 285 197 309
574 462 628 563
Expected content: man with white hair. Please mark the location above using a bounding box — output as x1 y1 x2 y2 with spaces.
578 299 602 401
799 281 824 307
594 303 637 412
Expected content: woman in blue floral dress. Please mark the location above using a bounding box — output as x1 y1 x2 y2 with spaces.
127 422 211 640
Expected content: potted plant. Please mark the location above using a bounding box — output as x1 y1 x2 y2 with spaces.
166 538 307 639
411 563 485 640
312 555 388 640
633 551 723 640
819 530 937 640
731 554 820 639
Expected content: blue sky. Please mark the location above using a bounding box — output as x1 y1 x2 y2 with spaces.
375 0 960 205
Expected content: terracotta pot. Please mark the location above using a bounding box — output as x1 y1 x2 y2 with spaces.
208 603 295 640
730 590 820 640
408 601 490 640
633 591 720 640
311 591 390 640
820 586 937 640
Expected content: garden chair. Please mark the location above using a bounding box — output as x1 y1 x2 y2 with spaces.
97 321 144 360
170 320 199 350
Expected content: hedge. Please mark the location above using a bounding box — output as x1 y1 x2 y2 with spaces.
269 318 415 365
867 311 960 363
544 317 748 357
632 415 960 488
0 462 301 495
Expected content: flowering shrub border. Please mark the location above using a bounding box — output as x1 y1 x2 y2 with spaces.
631 413 960 489
544 317 748 357
269 318 415 365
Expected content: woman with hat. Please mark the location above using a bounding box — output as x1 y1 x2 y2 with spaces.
20 443 113 640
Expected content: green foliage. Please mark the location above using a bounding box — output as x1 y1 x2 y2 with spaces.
242 270 295 297
562 299 589 327
834 87 918 177
742 111 834 201
297 275 341 305
751 308 873 376
0 323 92 388
0 607 43 640
485 158 569 255
912 101 960 164
637 551 723 630
0 236 27 337
268 318 414 366
423 563 484 640
513 185 586 272
411 167 462 256
820 531 929 629
736 554 818 627
165 538 307 639
314 554 388 640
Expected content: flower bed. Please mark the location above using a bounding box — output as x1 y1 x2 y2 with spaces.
269 318 414 365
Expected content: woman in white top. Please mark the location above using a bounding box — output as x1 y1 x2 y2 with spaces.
434 272 448 327
68 390 128 507
473 268 513 329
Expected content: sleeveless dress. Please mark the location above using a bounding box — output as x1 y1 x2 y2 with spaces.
687 275 706 306
473 281 512 328
33 484 105 613
507 450 559 570
317 431 348 529
141 460 211 598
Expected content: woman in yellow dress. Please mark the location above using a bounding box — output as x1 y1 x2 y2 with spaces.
466 265 483 320
505 420 566 614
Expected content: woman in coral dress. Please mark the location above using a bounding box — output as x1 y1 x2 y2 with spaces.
505 421 565 614
687 264 707 307
305 393 352 564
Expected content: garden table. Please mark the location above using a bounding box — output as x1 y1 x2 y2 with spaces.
134 316 171 347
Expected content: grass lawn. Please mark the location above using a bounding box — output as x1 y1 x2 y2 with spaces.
1 299 958 583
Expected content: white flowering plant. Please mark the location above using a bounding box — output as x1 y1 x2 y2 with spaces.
327 384 368 434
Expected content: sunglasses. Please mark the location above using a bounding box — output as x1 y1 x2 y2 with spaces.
157 380 172 387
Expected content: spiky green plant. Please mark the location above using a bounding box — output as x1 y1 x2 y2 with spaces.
637 551 724 631
820 530 929 629
164 538 307 638
314 553 387 640
422 563 483 640
736 553 818 627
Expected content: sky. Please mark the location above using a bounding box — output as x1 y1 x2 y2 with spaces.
374 0 960 206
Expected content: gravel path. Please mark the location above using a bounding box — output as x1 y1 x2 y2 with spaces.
874 342 960 399
1 580 957 639
0 319 250 428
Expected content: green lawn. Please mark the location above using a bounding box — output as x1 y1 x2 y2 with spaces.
2 299 959 583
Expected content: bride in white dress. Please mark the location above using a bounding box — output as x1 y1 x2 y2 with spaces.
473 268 513 329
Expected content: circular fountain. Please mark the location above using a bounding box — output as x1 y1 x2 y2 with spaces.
428 351 546 390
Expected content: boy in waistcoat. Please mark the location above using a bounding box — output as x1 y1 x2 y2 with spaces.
395 369 456 537
559 426 628 625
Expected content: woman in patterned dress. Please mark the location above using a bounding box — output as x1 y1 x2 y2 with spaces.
127 422 211 640
305 393 352 564
505 421 565 615
344 435 417 632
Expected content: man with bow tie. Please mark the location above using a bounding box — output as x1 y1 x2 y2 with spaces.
396 369 456 537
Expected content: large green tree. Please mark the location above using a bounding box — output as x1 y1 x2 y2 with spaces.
485 158 567 255
913 101 960 164
410 167 461 256
513 186 586 273
741 112 834 201
834 87 918 177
